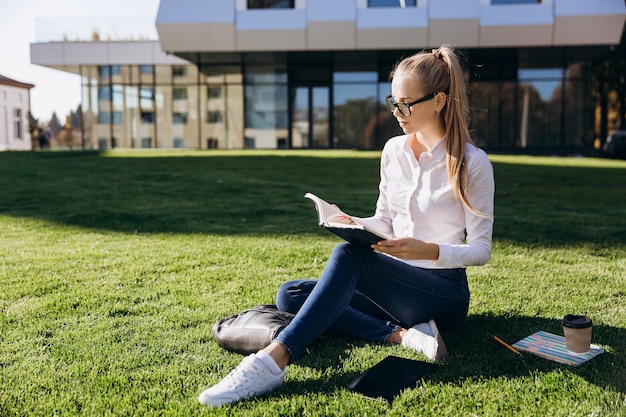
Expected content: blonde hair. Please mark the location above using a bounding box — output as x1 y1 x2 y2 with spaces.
390 45 482 216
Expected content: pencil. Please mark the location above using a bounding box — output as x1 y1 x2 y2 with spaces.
493 336 522 355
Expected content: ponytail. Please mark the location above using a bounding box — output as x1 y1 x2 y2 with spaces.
391 45 485 217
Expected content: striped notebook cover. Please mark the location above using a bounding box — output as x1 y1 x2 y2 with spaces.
512 331 605 366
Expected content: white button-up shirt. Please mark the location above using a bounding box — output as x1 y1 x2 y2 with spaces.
364 134 495 269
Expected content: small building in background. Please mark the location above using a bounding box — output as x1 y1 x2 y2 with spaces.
0 74 34 151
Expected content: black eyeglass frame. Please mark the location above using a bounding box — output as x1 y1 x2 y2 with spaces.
385 92 436 117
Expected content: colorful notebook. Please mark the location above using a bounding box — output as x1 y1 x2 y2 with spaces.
512 331 604 366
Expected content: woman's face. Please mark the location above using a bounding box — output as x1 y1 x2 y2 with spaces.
389 74 439 135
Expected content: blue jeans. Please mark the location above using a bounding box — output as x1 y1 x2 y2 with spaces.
273 242 470 362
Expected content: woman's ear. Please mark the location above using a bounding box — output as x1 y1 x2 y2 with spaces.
435 91 447 114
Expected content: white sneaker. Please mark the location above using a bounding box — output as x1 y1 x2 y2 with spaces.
401 319 449 361
198 353 286 407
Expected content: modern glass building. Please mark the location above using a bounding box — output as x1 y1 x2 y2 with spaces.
31 0 626 151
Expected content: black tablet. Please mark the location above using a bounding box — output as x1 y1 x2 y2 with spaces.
346 356 438 403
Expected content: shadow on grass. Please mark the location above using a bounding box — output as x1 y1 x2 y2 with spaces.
1 151 625 247
0 151 380 237
259 314 625 404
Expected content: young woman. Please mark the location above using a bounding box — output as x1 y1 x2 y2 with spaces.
199 45 495 407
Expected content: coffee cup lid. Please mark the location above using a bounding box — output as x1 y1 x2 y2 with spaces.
562 314 592 329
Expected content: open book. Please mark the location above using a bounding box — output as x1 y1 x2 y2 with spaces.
305 192 392 246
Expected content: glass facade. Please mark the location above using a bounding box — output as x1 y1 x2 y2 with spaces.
80 47 603 151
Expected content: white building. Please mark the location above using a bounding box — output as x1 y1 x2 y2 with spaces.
31 0 626 150
0 74 34 151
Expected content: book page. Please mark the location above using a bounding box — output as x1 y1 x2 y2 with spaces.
305 192 392 240
304 193 351 224
351 216 390 233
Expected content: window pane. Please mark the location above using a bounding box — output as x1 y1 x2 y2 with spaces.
519 68 564 81
126 86 138 109
173 87 188 100
518 68 564 147
97 112 110 124
368 0 416 7
334 78 378 148
112 85 124 109
141 111 155 124
98 138 109 150
112 111 123 125
172 66 187 77
469 81 518 148
291 87 309 148
208 86 222 99
247 0 294 9
140 87 154 109
311 87 329 148
564 63 591 147
13 108 22 139
244 65 288 148
139 65 153 75
245 84 287 128
333 72 378 83
207 111 223 123
492 0 539 4
98 86 111 101
140 137 152 148
173 112 188 124
98 66 110 79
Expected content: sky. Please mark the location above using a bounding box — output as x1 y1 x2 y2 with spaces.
0 0 161 123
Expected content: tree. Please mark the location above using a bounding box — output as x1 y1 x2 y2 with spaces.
57 115 74 150
69 105 83 150
48 111 63 139
69 105 82 131
27 112 39 150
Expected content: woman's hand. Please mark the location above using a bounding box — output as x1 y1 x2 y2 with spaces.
371 238 440 261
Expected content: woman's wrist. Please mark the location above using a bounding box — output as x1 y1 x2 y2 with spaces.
427 243 440 261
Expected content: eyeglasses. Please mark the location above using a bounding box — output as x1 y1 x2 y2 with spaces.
385 92 436 117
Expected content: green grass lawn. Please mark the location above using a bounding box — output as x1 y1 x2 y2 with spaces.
1 149 625 416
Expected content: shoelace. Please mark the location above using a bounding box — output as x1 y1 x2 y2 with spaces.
224 360 260 389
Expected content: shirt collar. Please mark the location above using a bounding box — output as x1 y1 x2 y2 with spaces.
430 137 447 163
404 135 447 164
